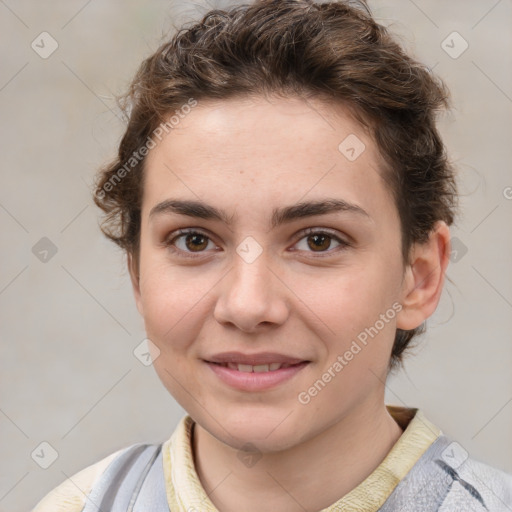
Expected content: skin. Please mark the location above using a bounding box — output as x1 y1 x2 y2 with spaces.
128 94 450 512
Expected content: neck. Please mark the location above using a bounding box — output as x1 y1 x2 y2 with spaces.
192 401 404 512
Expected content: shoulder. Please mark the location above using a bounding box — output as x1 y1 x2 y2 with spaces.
431 437 512 511
31 444 139 512
382 433 512 511
453 455 512 509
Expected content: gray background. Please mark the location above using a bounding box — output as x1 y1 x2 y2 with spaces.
0 1 511 511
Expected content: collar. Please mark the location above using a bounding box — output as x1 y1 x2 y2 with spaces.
162 405 442 511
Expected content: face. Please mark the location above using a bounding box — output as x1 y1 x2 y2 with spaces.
131 94 412 451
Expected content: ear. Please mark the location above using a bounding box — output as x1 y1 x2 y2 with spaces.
127 251 144 316
396 221 451 330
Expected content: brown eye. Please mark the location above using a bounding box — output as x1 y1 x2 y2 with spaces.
184 233 209 252
165 229 217 258
307 233 332 252
294 229 350 256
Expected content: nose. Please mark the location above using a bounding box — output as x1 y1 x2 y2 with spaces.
213 250 289 333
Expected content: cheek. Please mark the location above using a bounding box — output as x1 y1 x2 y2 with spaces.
297 254 402 359
307 261 397 321
140 271 206 407
138 260 199 349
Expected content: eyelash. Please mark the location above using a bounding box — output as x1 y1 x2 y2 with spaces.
163 227 351 259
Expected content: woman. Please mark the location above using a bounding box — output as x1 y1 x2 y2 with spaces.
32 0 512 510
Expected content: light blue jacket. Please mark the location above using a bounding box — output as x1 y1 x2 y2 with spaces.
81 434 512 511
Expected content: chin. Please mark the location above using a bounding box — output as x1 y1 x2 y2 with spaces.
197 406 307 452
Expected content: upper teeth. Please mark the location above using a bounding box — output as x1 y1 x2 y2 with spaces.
225 362 291 372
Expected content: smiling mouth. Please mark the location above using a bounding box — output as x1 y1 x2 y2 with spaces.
208 361 306 373
204 359 310 391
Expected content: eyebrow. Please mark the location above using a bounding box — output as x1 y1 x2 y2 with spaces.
149 198 371 229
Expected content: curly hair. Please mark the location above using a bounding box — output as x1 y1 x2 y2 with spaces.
93 0 458 373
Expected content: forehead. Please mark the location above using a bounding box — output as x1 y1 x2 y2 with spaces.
142 95 396 224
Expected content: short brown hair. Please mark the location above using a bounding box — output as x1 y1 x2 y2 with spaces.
94 0 458 373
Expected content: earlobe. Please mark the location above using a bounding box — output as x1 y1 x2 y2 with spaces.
127 252 144 316
396 221 451 331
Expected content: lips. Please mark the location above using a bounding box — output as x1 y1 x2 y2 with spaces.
210 361 301 373
205 357 310 391
205 351 308 366
203 352 311 390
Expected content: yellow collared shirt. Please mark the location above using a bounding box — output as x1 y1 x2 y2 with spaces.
32 405 441 512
